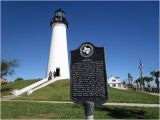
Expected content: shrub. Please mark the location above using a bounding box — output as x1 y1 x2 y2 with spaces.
15 77 23 82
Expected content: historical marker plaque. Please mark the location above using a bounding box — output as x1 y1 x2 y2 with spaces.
70 42 108 105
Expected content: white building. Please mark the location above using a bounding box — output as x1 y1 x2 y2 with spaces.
108 76 125 89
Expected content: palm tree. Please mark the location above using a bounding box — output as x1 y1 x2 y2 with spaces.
150 71 160 91
1 59 19 78
143 76 153 90
135 78 140 90
130 75 133 86
128 73 133 89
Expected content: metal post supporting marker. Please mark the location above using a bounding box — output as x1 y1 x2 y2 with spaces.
84 101 94 120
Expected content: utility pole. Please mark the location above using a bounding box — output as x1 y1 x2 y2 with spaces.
138 60 144 91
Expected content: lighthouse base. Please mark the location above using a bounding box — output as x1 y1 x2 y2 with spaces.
47 67 69 80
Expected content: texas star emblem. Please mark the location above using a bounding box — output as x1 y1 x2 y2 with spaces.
80 44 94 57
82 47 91 54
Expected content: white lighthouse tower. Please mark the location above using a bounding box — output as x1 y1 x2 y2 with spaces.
47 8 69 79
12 9 70 96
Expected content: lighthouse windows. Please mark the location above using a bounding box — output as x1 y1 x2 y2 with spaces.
56 11 65 17
55 17 59 21
56 11 63 17
54 17 63 22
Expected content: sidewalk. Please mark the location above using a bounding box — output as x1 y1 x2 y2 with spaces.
145 92 160 96
1 99 159 107
103 102 159 107
1 95 21 100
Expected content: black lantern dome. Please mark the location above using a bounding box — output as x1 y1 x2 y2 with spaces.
50 8 68 28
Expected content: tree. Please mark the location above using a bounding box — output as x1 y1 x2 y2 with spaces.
128 73 133 89
15 77 23 82
1 59 19 78
130 75 133 86
135 78 140 89
143 76 153 89
122 80 126 88
150 71 160 91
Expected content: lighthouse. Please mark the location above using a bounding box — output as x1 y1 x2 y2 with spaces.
47 9 69 79
12 9 70 96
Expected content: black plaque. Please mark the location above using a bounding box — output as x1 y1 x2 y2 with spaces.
70 42 108 105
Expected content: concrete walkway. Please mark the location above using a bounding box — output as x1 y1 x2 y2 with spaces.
143 92 160 96
1 95 22 100
103 102 159 107
1 95 159 108
1 99 159 108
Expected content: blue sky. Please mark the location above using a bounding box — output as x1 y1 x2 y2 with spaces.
1 1 159 85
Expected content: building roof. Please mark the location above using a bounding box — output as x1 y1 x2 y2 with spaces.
108 76 122 84
0 78 8 84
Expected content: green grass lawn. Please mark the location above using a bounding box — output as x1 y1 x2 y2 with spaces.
1 79 159 104
1 79 39 97
16 80 70 101
1 101 159 119
108 87 159 104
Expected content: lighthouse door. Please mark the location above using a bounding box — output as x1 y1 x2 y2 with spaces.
56 68 60 77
